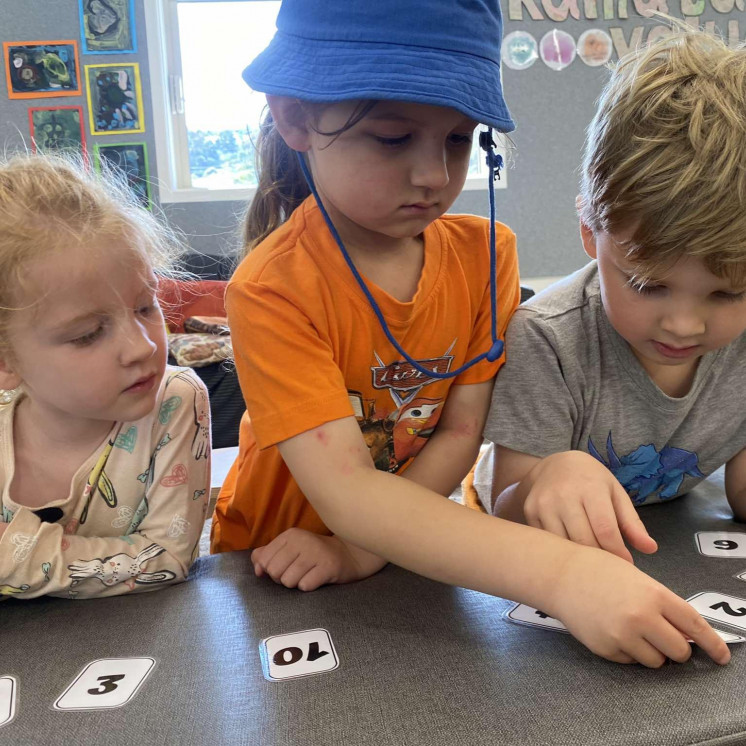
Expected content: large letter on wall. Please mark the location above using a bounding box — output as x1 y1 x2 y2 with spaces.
632 0 669 15
541 0 581 20
509 0 545 19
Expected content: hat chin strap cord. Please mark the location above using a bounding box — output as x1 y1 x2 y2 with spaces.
296 130 504 380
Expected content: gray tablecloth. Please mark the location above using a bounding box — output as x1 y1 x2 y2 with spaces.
2 478 746 746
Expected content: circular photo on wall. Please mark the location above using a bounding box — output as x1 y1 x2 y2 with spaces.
539 29 576 71
501 30 539 71
577 29 613 67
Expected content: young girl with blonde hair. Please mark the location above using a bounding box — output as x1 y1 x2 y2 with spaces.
0 153 210 599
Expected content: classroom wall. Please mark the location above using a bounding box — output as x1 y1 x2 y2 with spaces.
1 1 743 277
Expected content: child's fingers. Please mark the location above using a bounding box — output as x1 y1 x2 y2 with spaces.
612 488 658 554
559 505 604 549
532 511 569 541
583 497 634 563
665 600 730 665
279 555 319 589
296 565 334 592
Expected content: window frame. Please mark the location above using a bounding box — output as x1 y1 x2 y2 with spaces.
145 0 504 204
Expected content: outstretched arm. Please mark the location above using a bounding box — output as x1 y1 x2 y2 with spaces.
273 415 728 667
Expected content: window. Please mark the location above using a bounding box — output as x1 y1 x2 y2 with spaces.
145 0 506 203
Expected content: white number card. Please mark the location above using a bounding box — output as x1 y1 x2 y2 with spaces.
695 532 746 558
0 676 16 728
260 629 339 681
687 592 746 632
54 657 156 711
505 603 568 632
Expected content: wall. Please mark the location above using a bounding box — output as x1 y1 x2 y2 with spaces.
1 1 743 277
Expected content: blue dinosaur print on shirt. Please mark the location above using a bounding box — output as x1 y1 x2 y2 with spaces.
588 432 704 504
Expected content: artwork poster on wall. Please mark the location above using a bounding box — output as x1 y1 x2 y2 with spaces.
85 62 145 135
94 142 152 209
3 41 81 99
79 0 137 54
28 106 87 158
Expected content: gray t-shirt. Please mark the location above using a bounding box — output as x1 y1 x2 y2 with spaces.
483 261 746 506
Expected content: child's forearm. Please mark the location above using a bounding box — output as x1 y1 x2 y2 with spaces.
400 426 483 497
308 462 576 610
0 507 197 600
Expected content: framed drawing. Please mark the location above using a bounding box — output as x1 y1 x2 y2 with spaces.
4 41 81 99
79 0 137 54
85 62 145 134
29 106 87 157
95 142 152 209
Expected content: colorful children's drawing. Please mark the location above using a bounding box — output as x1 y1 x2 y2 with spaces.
29 106 87 157
95 142 151 208
85 62 145 134
79 0 137 54
4 41 81 99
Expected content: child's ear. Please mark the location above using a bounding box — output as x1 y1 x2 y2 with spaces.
576 194 598 260
266 95 312 152
579 220 598 260
0 357 22 392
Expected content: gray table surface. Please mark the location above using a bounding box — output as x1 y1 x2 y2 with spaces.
3 478 746 746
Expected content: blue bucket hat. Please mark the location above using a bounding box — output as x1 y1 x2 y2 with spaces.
243 0 515 133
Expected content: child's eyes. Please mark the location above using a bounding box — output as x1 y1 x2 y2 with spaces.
713 291 746 303
448 133 473 146
70 326 105 347
374 134 411 147
628 281 664 296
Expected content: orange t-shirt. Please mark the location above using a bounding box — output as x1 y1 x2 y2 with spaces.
211 197 519 552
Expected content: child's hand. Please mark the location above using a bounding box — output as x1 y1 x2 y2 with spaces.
250 528 387 591
521 451 657 563
548 544 730 667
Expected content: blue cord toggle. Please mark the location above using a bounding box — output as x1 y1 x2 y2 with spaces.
486 340 504 362
295 127 504 380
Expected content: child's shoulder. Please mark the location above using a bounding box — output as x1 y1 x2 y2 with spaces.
231 197 328 286
518 261 600 323
160 365 208 400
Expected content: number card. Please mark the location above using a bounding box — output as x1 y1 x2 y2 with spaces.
687 592 746 632
260 629 339 681
505 603 568 632
54 657 155 710
0 676 17 728
695 532 746 558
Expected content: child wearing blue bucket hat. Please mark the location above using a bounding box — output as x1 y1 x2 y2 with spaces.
211 0 729 667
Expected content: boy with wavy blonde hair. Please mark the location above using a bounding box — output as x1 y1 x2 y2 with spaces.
480 27 746 563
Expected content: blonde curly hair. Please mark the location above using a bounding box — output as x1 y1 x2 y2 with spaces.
579 26 746 286
0 151 182 354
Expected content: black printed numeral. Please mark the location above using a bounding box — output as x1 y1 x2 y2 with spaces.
87 674 125 695
710 601 746 617
713 540 739 551
272 641 329 667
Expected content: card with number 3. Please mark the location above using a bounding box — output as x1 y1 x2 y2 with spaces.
54 657 156 711
0 676 17 728
260 628 339 681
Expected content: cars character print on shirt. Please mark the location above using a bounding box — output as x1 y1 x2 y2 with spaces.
350 342 456 473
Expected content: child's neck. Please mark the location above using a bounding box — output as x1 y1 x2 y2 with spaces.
345 234 425 304
10 398 115 510
14 396 114 454
634 353 700 398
